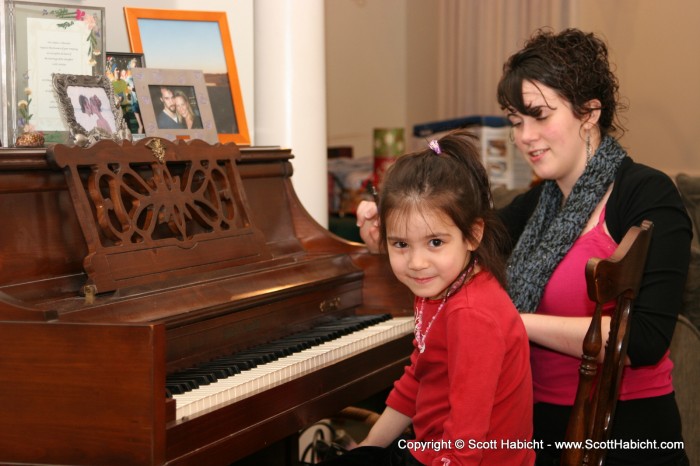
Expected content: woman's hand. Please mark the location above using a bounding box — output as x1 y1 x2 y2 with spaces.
356 200 381 253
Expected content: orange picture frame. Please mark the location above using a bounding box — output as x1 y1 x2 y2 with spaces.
124 7 250 145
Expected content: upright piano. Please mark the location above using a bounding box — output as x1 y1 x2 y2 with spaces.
0 139 413 465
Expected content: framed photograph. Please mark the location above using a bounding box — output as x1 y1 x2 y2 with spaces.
124 7 250 145
130 67 218 144
52 73 130 146
6 2 106 145
105 52 146 137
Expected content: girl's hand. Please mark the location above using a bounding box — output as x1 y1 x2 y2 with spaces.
356 200 381 253
359 406 411 448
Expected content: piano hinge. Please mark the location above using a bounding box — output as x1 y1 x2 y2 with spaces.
83 284 97 305
319 297 341 313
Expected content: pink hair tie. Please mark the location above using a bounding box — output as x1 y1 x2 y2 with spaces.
428 139 441 154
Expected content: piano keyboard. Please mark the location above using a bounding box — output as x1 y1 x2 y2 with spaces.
170 315 414 420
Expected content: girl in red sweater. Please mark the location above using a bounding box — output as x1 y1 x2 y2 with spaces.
324 130 535 465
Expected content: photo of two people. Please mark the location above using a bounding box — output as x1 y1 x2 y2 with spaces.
149 85 203 130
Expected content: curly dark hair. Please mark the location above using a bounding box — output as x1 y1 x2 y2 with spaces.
497 28 626 137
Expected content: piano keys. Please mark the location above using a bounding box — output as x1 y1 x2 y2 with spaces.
171 314 414 421
0 140 413 466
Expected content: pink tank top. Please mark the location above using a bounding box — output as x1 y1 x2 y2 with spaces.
531 207 674 404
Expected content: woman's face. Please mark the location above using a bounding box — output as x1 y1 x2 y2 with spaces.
175 96 189 118
507 80 589 196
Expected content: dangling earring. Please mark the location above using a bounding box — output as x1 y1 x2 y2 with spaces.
585 133 592 166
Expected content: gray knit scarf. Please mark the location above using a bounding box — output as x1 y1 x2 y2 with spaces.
506 135 627 313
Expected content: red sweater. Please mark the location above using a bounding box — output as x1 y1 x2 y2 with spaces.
387 272 535 465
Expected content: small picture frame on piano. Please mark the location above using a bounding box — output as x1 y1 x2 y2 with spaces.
105 52 146 139
51 73 131 147
130 67 219 145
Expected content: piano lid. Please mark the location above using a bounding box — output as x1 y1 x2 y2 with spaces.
47 138 273 295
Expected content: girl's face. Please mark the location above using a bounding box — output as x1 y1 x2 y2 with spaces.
507 80 589 197
386 207 476 300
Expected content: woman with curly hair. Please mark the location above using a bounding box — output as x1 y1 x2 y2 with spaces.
358 28 691 465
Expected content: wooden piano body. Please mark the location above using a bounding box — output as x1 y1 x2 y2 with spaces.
0 139 413 465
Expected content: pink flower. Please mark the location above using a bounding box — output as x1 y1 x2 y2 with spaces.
83 14 96 31
75 9 85 20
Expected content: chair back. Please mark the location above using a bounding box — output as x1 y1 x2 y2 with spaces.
561 220 654 466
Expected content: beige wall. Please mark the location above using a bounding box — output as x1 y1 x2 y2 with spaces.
326 0 700 176
325 0 408 158
575 1 700 176
325 1 439 159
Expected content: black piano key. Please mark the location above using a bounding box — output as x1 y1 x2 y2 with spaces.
269 339 309 352
166 374 219 395
184 371 219 384
167 375 203 388
283 334 326 346
197 363 241 377
305 329 343 340
166 382 191 395
219 358 255 370
233 351 275 364
260 344 294 356
250 346 289 358
170 375 199 393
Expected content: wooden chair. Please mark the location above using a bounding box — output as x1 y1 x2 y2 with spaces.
561 220 654 466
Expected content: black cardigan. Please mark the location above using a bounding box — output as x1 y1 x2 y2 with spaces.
498 157 692 367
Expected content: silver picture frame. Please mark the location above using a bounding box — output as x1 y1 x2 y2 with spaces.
52 73 130 146
6 1 106 145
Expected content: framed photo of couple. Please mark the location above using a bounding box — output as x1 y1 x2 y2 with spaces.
124 7 250 145
130 67 218 144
